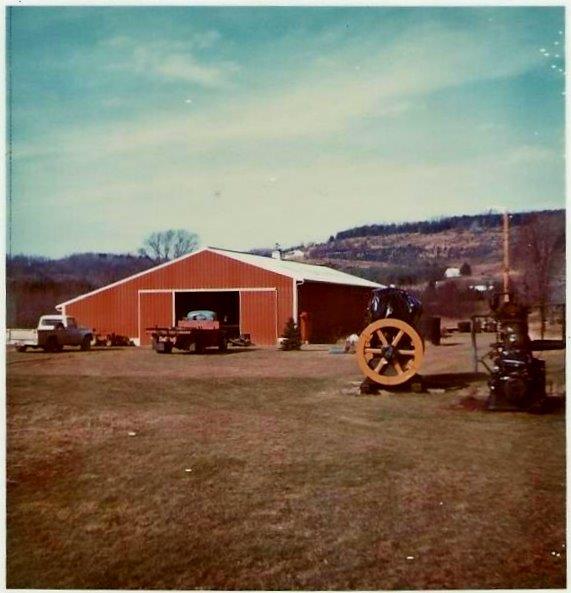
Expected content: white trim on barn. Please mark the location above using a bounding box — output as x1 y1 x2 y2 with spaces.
273 289 279 343
292 278 299 322
138 288 276 293
137 291 141 345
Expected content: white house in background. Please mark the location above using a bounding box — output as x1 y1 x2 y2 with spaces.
283 249 305 261
444 267 461 278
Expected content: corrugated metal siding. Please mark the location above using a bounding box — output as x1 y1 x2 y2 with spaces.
139 292 172 345
66 285 137 339
297 281 372 343
66 251 293 345
240 291 277 345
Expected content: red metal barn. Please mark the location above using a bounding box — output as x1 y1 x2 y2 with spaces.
56 248 380 346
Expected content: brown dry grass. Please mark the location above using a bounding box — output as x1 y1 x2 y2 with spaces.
6 337 565 589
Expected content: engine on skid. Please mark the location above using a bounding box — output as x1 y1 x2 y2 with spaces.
486 297 546 411
356 288 425 387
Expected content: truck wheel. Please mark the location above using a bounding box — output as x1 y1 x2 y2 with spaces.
16 346 27 353
218 338 228 353
46 337 61 353
81 335 92 351
195 340 205 354
164 342 173 354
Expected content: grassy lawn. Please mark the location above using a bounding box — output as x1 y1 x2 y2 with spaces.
6 343 566 589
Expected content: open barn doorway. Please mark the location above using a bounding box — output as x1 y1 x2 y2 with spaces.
174 291 240 327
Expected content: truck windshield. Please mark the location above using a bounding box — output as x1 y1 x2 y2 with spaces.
41 317 63 328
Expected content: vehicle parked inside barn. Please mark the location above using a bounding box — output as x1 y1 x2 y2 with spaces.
7 314 94 353
147 310 239 354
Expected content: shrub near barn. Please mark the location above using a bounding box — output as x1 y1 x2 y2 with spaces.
280 318 302 350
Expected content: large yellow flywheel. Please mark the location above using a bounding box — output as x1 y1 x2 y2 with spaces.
356 318 424 386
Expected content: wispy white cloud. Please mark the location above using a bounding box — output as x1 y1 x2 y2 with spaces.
101 96 124 108
103 33 237 88
154 53 238 86
507 145 557 164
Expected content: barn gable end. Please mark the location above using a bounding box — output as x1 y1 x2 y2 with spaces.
58 247 379 346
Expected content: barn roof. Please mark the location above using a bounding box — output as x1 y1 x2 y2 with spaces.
208 247 381 288
56 246 380 309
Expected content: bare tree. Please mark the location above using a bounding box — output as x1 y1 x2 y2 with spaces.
139 229 199 263
513 214 565 338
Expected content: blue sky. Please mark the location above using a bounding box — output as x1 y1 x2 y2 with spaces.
7 6 566 257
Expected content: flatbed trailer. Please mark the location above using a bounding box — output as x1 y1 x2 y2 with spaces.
146 310 239 354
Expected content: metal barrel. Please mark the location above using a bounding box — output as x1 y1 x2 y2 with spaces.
424 316 441 346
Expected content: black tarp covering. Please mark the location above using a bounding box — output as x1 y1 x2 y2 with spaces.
368 287 423 328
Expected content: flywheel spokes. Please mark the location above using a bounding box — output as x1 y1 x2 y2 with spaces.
357 318 424 386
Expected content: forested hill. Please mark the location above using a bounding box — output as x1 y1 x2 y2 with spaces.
331 209 563 241
298 209 565 288
7 253 155 328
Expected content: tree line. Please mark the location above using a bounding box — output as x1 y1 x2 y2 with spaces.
8 229 199 328
333 209 564 241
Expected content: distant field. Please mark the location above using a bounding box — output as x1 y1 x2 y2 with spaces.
6 337 566 589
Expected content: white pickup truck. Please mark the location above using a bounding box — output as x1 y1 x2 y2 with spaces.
7 315 94 353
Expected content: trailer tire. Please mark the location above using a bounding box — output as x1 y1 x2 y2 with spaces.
153 339 172 354
218 337 228 353
195 340 205 354
81 335 92 351
16 346 27 353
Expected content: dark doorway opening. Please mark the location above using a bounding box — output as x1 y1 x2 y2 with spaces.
174 291 240 326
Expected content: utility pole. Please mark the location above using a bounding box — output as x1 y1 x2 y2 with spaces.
503 210 510 302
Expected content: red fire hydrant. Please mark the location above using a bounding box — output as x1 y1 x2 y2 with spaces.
299 311 311 344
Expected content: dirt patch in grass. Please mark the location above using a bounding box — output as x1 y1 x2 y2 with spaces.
452 395 489 412
6 337 566 589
